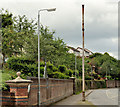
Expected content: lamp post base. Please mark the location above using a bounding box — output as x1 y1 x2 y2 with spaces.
82 91 85 101
37 91 41 106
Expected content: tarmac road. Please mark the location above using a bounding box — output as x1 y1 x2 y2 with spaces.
87 88 119 106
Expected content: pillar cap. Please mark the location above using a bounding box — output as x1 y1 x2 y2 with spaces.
6 72 33 83
69 74 76 79
70 77 76 79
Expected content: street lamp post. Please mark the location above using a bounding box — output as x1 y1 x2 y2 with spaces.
38 8 56 106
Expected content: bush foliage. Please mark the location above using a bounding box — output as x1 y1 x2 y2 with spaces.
6 57 73 79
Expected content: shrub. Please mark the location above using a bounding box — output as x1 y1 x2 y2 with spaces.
40 67 44 75
65 69 73 77
85 75 92 80
7 56 35 65
53 66 58 72
7 57 38 77
40 61 45 67
1 72 12 91
47 63 54 71
53 72 69 79
6 57 71 79
58 65 67 73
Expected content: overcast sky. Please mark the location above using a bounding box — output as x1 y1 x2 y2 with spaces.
0 0 119 59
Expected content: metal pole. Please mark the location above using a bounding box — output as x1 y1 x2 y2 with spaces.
75 54 77 78
38 10 41 106
82 4 85 101
44 59 47 78
37 8 56 106
106 66 107 80
91 66 92 88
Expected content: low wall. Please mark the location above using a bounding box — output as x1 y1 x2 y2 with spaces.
1 77 73 106
1 78 119 106
27 77 73 105
106 80 120 88
75 79 120 94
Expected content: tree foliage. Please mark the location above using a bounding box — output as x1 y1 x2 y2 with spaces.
88 52 120 80
1 9 120 86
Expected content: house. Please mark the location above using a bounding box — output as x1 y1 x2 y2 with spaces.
66 46 93 57
66 46 80 56
77 47 93 57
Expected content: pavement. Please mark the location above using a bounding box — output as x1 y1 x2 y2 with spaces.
52 90 95 106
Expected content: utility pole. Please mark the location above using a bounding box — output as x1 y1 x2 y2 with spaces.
38 10 41 106
82 4 85 101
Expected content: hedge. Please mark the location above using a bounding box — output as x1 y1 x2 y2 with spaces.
6 57 73 79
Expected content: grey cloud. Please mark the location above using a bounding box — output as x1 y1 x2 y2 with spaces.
0 0 118 59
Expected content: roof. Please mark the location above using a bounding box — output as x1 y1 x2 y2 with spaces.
66 46 80 52
77 47 93 53
84 48 93 53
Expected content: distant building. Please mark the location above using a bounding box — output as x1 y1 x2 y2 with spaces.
77 47 93 57
66 46 80 56
66 46 93 57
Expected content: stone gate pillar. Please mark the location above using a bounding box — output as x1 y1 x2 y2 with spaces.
6 72 32 106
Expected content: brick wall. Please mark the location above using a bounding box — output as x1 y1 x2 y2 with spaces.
1 86 30 106
27 77 73 105
1 76 119 106
1 72 32 106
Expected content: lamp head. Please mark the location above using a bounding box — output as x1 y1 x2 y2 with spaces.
47 8 56 12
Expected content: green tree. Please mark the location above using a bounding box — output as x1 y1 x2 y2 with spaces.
13 15 37 57
1 9 37 62
89 52 119 80
1 9 14 62
1 9 13 28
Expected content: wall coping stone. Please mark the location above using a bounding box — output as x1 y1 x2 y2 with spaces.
27 77 73 81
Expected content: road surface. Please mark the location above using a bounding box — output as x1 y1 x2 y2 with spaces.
87 88 119 106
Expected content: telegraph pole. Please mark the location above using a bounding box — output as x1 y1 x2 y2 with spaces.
82 4 85 101
38 10 41 106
